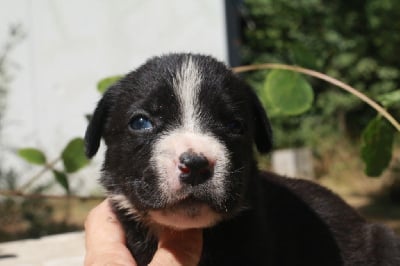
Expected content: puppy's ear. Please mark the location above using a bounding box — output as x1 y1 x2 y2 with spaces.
84 92 112 158
249 88 273 154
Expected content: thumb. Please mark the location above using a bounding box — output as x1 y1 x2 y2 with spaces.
149 228 203 266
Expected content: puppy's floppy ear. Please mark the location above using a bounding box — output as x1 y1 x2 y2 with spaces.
249 88 273 154
84 92 112 158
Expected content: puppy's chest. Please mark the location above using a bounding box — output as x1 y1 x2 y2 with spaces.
120 211 267 266
124 225 256 266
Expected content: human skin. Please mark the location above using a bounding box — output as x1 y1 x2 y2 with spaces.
84 199 203 266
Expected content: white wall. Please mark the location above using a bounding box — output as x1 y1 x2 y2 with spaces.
0 0 227 194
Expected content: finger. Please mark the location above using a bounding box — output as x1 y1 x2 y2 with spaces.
84 199 136 266
149 228 203 266
85 199 125 244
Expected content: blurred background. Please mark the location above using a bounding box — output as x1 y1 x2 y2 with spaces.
0 0 399 247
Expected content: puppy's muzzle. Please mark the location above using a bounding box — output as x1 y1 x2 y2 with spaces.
178 151 214 186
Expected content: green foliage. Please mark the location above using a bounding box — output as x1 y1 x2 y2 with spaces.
242 0 400 132
97 75 122 94
290 44 318 69
16 137 89 194
361 117 395 177
262 70 314 116
61 138 89 173
378 90 400 108
242 0 400 176
18 148 47 165
52 170 69 193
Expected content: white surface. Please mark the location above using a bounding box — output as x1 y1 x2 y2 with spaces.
272 148 315 179
0 232 85 266
0 0 227 194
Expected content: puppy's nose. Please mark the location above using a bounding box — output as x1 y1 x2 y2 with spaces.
178 151 213 186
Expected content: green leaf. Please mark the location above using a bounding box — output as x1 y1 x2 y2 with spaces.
53 170 69 193
62 138 90 173
377 90 400 108
263 69 314 116
360 117 395 177
18 148 47 165
97 75 122 94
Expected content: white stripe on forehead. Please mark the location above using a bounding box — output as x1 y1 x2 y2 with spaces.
172 56 202 132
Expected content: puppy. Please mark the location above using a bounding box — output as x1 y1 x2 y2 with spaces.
85 53 400 265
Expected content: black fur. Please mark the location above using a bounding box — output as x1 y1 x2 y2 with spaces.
85 53 400 265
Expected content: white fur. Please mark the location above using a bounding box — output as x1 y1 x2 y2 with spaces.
172 56 203 132
148 203 222 229
109 193 141 220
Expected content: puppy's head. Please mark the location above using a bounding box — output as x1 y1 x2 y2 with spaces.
85 54 272 230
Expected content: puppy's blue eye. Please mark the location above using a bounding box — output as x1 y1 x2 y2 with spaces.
129 115 153 131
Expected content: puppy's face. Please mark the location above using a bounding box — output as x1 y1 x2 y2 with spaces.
85 54 272 230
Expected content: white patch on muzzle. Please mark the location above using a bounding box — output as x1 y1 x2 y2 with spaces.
149 56 230 229
152 131 230 202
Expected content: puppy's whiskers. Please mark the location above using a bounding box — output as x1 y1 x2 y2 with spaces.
228 166 245 175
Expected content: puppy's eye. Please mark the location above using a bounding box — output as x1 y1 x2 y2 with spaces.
226 120 245 135
129 115 153 131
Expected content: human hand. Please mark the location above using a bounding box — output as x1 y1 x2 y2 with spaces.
84 199 203 266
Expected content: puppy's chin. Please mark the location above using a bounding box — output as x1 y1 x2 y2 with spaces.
110 193 223 230
149 200 222 230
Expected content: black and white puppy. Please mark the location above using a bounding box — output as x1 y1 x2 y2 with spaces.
85 53 400 266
